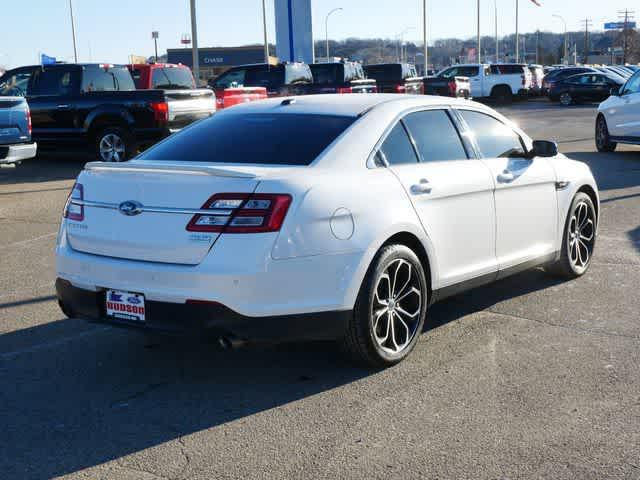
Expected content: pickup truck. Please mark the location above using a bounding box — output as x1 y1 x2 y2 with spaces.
127 63 216 130
435 63 532 103
422 74 471 98
0 63 210 162
208 62 313 106
362 63 423 94
0 96 37 164
309 62 377 94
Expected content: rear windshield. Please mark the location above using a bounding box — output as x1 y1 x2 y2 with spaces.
364 65 402 81
310 64 343 84
151 67 195 89
138 113 356 165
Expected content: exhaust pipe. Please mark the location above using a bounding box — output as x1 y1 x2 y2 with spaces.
218 335 246 350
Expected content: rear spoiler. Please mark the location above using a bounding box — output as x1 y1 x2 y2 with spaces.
85 161 257 178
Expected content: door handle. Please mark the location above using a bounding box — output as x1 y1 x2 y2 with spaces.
57 104 72 110
497 170 515 183
411 178 432 194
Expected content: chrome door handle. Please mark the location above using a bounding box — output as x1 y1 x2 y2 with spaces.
497 170 515 183
411 179 432 194
57 104 72 110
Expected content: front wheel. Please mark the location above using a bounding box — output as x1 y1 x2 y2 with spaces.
342 245 428 367
546 192 597 278
595 115 617 152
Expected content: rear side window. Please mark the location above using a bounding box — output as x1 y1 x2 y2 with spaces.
490 64 524 75
30 68 77 96
365 65 402 82
440 66 478 78
245 67 283 89
403 110 468 162
81 66 135 92
459 110 526 158
151 67 195 89
130 68 143 88
378 123 419 166
138 113 355 165
309 64 342 84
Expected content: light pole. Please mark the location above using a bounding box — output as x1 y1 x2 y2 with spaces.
477 0 481 63
552 14 567 64
190 0 200 85
151 31 159 62
515 0 519 63
68 0 78 63
262 0 269 64
325 8 343 62
423 0 428 74
494 0 499 62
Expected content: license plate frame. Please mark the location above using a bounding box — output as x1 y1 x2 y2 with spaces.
105 290 146 323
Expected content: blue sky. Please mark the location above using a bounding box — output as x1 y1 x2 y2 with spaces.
0 0 633 68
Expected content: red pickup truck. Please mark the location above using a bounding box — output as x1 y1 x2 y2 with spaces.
127 63 216 130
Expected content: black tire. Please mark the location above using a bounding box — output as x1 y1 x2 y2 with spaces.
341 244 428 368
595 115 617 152
546 192 597 279
491 85 513 105
94 126 134 162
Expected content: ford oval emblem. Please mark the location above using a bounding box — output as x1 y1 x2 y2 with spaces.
119 200 143 216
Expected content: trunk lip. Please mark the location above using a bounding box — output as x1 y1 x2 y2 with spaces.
85 161 258 179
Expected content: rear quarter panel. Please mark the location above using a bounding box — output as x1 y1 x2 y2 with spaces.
0 97 30 145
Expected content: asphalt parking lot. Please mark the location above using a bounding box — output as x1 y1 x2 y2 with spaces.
1 100 639 479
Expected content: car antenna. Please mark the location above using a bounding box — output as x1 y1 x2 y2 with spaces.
281 98 296 106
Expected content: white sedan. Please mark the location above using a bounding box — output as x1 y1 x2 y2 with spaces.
56 94 599 367
596 70 640 152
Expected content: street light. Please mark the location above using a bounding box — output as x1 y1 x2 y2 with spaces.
397 27 414 63
325 8 343 63
261 0 269 64
552 14 568 64
190 0 200 85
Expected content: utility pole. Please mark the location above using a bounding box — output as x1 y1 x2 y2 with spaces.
535 30 539 64
582 18 592 64
190 0 200 85
515 0 519 62
423 0 428 74
618 9 636 64
494 0 499 62
68 0 78 63
477 0 481 63
262 0 269 64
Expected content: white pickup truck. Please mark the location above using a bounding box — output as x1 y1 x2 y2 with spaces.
436 63 532 103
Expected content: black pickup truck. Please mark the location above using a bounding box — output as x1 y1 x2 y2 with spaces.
0 63 200 161
362 63 423 94
309 62 377 94
422 73 471 98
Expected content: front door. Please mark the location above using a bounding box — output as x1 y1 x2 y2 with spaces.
380 108 497 289
611 71 640 138
457 108 558 271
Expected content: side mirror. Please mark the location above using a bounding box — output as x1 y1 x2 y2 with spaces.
610 86 621 96
530 140 558 158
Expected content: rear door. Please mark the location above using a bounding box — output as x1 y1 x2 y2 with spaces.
381 108 497 288
457 108 557 271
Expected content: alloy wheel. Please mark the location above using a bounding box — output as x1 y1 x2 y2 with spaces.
372 259 423 355
568 200 595 270
99 133 126 162
596 117 608 148
560 93 572 106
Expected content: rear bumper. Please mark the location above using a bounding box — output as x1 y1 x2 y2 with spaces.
0 142 37 164
55 278 349 341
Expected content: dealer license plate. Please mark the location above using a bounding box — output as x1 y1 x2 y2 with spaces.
106 290 146 322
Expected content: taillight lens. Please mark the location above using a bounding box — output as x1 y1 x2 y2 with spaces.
63 183 84 221
150 101 169 123
448 80 457 96
337 87 353 94
395 85 406 93
25 107 32 136
187 193 292 233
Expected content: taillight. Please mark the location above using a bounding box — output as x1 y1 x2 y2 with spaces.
395 85 406 93
448 80 457 96
521 74 526 86
150 101 169 123
337 87 353 94
63 183 84 221
25 107 32 136
187 193 292 234
371 86 378 93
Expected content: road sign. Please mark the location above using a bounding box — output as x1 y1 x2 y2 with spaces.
604 21 636 30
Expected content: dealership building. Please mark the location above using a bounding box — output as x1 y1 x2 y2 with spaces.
166 46 277 83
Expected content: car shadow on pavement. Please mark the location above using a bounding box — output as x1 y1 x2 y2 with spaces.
563 150 640 191
0 154 86 187
0 315 372 479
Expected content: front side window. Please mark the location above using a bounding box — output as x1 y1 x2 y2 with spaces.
459 110 526 158
81 66 134 92
402 110 468 162
213 69 246 89
0 69 32 96
309 64 341 84
622 72 640 95
378 123 419 166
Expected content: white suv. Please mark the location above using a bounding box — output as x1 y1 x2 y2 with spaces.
56 94 598 367
596 70 640 152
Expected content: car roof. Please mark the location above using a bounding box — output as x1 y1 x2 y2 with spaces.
220 93 479 118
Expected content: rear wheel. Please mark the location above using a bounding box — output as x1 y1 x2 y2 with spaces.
546 192 597 278
559 92 573 106
342 245 427 367
491 85 513 104
595 115 617 152
95 127 133 162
